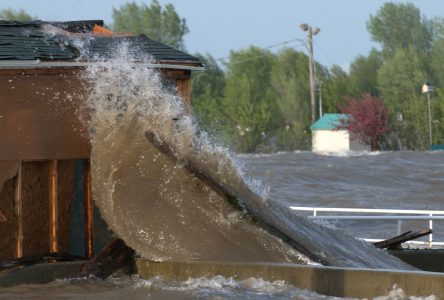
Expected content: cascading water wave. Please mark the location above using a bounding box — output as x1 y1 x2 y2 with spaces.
84 45 305 263
84 44 413 269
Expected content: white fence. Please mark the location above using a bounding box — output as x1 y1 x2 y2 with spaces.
289 206 444 248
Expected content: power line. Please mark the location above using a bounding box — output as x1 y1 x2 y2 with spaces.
313 40 336 67
204 37 306 70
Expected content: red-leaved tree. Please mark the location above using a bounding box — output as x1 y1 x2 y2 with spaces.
339 93 389 151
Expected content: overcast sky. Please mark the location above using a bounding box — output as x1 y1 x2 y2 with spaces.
1 0 442 71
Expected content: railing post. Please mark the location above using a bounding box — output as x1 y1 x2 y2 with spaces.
313 210 317 217
429 213 433 248
397 220 402 236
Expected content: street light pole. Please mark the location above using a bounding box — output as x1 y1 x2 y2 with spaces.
422 83 434 147
300 23 320 123
427 91 432 146
318 80 323 118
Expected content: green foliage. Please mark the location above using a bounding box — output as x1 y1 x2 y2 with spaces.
433 88 444 145
321 65 351 113
367 2 433 57
190 54 226 135
270 48 311 149
222 47 278 152
348 49 383 97
112 1 189 50
431 37 444 87
377 48 429 149
0 8 35 20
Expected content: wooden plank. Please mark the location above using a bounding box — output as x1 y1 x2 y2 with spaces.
176 78 191 108
84 160 94 258
374 229 433 249
56 160 75 253
0 176 17 260
49 160 58 253
14 164 22 258
21 161 50 257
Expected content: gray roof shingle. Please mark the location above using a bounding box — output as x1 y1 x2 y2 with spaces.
0 20 201 65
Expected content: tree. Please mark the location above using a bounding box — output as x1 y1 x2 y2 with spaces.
321 65 351 113
190 53 226 135
270 48 311 150
222 47 278 152
112 1 189 50
348 49 383 97
367 2 433 57
377 47 429 149
431 32 444 87
0 8 35 21
340 94 389 151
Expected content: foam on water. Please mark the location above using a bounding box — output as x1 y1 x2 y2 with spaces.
0 276 436 300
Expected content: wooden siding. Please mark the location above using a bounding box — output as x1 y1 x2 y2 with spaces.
0 66 191 261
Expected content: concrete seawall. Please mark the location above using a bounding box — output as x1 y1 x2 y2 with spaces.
136 259 444 298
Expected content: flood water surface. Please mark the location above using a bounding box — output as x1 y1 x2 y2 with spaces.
243 151 444 242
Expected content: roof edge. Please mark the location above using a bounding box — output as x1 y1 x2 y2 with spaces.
0 60 205 71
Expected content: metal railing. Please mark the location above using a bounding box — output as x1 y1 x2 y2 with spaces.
289 206 444 248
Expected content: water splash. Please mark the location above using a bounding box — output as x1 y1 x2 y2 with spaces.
84 44 305 263
84 43 413 269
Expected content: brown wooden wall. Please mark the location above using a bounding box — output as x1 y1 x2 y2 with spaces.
0 160 75 260
0 67 191 160
0 66 191 261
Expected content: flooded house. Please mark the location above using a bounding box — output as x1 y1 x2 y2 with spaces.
310 113 370 153
0 20 203 261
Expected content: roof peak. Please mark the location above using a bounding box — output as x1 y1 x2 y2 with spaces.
0 20 104 33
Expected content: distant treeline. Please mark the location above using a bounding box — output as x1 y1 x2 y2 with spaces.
2 2 444 152
191 3 444 152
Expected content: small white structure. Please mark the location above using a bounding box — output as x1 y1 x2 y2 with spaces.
310 114 370 153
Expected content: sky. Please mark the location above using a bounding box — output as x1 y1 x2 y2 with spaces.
1 0 443 71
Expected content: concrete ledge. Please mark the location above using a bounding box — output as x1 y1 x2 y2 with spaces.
136 259 444 298
0 261 86 287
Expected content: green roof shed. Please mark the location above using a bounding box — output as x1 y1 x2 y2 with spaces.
310 114 348 131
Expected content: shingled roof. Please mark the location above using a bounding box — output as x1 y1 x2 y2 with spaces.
0 20 202 66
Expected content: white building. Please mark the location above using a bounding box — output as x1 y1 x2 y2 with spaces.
310 114 370 153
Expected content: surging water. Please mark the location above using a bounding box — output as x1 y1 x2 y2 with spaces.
0 276 436 300
84 45 304 263
0 276 435 300
82 44 415 269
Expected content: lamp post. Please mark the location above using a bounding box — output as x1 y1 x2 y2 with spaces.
422 83 434 147
300 23 320 123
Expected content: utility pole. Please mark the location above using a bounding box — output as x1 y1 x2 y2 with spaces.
300 23 320 123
